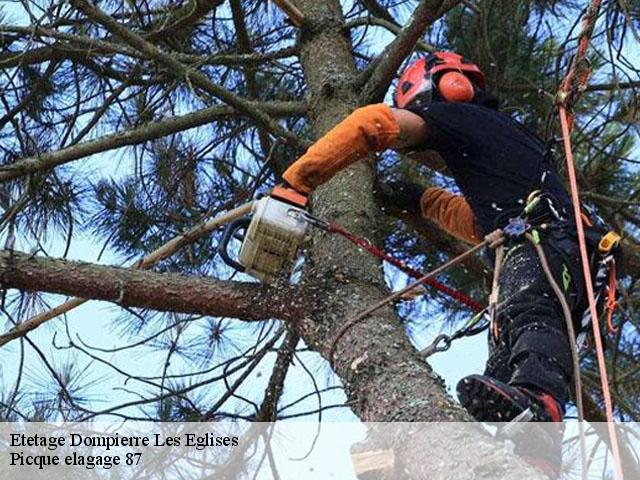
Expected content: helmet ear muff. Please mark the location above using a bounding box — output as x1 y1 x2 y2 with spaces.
437 71 475 103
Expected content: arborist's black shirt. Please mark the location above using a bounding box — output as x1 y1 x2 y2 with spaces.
407 102 573 235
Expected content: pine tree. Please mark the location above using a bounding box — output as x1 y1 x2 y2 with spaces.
1 0 639 476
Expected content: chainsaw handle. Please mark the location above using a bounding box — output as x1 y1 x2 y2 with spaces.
218 217 251 272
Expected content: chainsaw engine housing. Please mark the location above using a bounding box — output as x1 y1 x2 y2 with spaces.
238 197 308 282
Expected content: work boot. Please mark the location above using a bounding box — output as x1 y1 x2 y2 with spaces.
457 374 564 478
456 374 563 422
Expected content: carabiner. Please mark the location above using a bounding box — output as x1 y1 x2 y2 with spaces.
420 334 452 358
503 217 531 240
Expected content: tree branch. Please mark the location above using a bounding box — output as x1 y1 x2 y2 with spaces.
0 250 300 345
359 0 461 103
0 101 306 182
360 0 398 24
582 191 640 207
195 46 299 66
346 17 434 53
145 0 226 42
2 1 224 64
255 328 299 421
0 44 80 69
68 0 306 149
0 60 62 131
0 26 298 69
10 202 256 342
231 0 273 155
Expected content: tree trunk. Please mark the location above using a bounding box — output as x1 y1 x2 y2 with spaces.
294 0 462 424
287 3 548 478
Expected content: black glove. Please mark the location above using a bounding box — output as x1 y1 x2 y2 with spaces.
378 179 424 214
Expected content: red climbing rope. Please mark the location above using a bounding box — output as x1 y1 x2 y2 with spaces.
300 211 485 312
558 0 623 478
327 222 485 312
606 262 619 335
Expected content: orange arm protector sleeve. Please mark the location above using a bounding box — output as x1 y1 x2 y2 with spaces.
282 104 400 193
420 187 482 245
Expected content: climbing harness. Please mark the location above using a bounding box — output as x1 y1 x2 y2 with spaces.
497 191 623 344
577 231 622 347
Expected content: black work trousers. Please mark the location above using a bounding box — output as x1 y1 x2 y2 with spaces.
484 229 586 405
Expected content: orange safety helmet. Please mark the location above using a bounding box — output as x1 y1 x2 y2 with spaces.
394 52 485 109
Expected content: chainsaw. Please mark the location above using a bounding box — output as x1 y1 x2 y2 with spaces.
219 186 309 283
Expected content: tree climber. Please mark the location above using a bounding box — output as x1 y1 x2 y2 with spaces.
281 51 588 425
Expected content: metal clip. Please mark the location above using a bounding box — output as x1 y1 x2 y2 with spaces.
524 190 543 215
299 211 330 230
598 231 621 254
503 217 531 240
420 334 452 358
